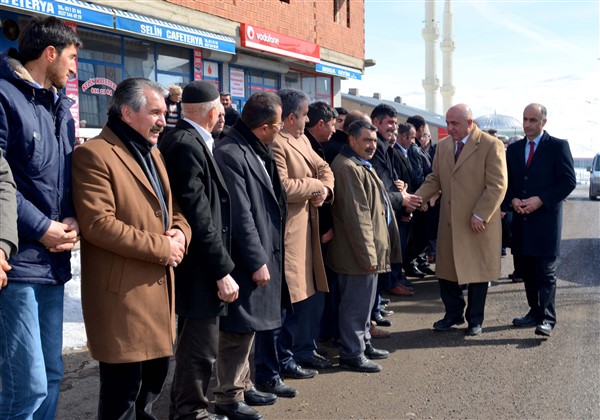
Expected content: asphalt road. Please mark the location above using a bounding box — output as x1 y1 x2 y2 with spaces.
57 185 600 419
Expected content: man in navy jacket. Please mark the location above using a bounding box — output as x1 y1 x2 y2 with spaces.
505 103 576 337
0 17 81 418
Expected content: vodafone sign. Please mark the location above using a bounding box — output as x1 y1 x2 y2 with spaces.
241 23 320 63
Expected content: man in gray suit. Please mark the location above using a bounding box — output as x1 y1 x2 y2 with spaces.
213 92 293 420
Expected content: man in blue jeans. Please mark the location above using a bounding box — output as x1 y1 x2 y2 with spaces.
0 17 82 418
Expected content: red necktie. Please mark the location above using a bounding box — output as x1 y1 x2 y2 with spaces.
526 141 535 168
455 141 464 162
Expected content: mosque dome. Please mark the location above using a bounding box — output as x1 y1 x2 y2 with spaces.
474 113 524 137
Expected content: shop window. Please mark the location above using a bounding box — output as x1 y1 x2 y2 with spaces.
76 27 121 64
248 69 279 93
285 71 332 105
78 62 122 128
124 37 155 80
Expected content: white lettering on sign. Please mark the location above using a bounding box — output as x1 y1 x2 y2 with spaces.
0 0 55 14
256 32 280 46
140 24 162 37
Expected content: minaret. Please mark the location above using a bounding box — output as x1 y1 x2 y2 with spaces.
440 0 456 114
422 0 439 113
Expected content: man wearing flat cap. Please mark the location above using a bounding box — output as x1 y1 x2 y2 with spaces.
160 80 240 419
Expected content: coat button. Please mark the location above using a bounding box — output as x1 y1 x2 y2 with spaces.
221 197 228 203
524 176 528 180
222 226 229 233
158 278 164 285
155 210 162 217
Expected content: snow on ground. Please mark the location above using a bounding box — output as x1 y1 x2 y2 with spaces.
63 250 87 351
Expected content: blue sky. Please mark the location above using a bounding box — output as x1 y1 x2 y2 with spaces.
342 0 599 157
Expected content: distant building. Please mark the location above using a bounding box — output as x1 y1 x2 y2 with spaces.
342 92 447 143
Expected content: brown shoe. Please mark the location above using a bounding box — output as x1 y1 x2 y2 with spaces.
387 284 415 296
369 324 391 339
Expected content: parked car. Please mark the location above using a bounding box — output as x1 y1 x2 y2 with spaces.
589 153 600 200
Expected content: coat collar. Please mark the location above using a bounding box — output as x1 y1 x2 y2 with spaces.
99 126 169 203
450 126 483 172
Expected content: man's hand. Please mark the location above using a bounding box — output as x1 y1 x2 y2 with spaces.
394 179 406 192
0 249 10 289
321 228 334 244
166 231 185 267
470 215 486 233
165 228 186 247
252 264 270 287
41 217 80 252
310 186 329 208
216 274 239 302
513 196 543 215
402 192 423 212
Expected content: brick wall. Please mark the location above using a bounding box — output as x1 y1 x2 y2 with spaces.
166 0 364 60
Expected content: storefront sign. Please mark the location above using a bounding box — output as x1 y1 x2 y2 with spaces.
81 77 117 96
229 68 245 98
0 0 114 28
193 49 202 81
240 23 320 63
316 62 362 80
115 10 236 54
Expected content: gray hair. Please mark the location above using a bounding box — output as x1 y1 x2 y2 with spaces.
108 78 167 118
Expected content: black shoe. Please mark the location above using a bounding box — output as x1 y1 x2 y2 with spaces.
256 378 298 398
405 266 426 278
215 401 262 420
281 364 317 379
433 317 465 331
417 263 435 275
512 313 537 328
465 324 482 336
243 387 277 406
510 271 523 283
380 297 391 306
296 354 333 370
371 314 391 327
364 343 389 360
339 355 382 373
380 308 394 317
535 322 553 337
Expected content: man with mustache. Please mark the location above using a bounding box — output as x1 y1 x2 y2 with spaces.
327 119 402 372
72 78 191 419
0 17 82 418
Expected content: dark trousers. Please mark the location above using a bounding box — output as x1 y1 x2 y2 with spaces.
170 316 219 420
98 357 170 420
254 324 282 384
513 255 557 326
438 279 488 326
214 331 255 405
320 269 340 341
405 210 429 266
293 292 325 361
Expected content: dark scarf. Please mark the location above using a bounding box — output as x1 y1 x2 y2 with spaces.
232 119 287 220
107 114 169 230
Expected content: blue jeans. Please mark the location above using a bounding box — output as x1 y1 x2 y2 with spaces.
0 283 65 419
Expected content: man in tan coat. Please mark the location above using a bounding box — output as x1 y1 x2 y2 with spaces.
72 78 191 419
255 89 334 385
415 104 507 336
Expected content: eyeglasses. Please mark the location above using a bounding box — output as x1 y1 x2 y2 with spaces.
270 122 284 130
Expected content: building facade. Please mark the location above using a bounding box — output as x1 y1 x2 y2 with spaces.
0 0 366 132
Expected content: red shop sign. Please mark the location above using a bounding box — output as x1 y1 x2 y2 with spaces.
240 23 320 63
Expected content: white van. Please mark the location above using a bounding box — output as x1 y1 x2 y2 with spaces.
589 153 600 200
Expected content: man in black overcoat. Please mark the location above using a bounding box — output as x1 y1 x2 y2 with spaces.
505 103 576 337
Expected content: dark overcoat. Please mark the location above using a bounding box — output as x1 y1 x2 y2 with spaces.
214 127 290 333
503 131 576 257
159 120 234 318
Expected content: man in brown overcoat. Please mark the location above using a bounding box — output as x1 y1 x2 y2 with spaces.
72 78 191 419
415 104 507 336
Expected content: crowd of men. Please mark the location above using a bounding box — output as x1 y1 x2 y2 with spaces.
0 16 577 420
